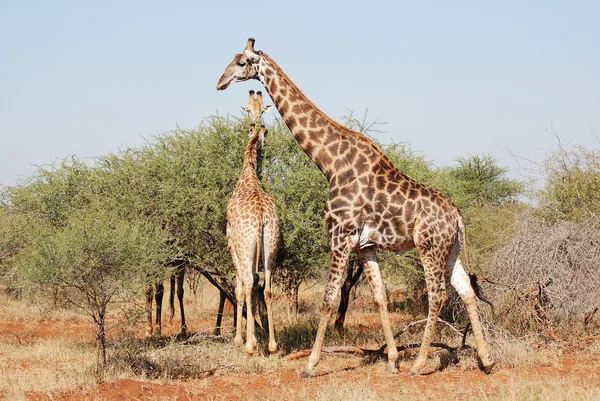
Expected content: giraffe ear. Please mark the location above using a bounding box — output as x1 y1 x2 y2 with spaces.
241 105 249 112
263 105 274 114
244 49 260 64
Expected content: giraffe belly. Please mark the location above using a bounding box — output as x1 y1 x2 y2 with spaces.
347 211 416 252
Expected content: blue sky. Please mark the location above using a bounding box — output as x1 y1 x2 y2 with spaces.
1 1 598 186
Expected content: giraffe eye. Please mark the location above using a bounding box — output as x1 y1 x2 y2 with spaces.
237 61 246 67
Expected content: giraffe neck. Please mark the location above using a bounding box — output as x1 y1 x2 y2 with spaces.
240 134 261 181
258 55 356 180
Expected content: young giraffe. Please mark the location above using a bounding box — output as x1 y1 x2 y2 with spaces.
217 38 494 376
226 90 279 354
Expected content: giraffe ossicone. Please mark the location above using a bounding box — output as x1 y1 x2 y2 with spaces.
217 38 495 376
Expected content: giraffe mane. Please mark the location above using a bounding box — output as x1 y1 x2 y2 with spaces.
262 53 352 134
262 53 399 174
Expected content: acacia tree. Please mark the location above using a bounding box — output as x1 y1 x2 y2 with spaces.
10 163 170 375
538 143 600 223
446 154 524 209
92 116 331 330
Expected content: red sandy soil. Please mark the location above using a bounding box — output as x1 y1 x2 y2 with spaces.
22 354 600 401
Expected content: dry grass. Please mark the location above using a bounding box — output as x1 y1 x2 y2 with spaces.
0 339 97 399
1 279 599 400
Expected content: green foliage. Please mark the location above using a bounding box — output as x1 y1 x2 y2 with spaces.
538 143 600 222
14 208 168 309
261 119 330 291
2 114 334 307
6 158 95 227
445 154 524 210
463 203 528 270
0 204 28 276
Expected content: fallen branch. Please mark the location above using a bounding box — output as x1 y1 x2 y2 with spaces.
545 328 567 343
284 318 466 361
285 346 366 361
392 317 463 341
284 342 459 361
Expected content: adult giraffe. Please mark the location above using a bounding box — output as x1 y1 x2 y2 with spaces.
216 38 494 376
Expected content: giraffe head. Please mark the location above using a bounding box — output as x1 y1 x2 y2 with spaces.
249 124 268 149
217 38 263 91
242 90 273 125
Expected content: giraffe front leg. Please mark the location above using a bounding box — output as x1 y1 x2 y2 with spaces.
302 248 350 378
358 248 398 373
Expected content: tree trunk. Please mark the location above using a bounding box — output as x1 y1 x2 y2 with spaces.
94 309 107 380
194 267 262 330
335 261 363 334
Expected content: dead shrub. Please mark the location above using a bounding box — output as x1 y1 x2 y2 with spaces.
108 333 231 380
483 214 600 339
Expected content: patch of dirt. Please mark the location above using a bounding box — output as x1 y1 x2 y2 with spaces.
0 321 94 344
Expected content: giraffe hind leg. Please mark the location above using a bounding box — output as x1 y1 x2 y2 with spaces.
262 224 279 354
446 238 494 373
244 274 256 355
408 249 448 376
234 273 244 347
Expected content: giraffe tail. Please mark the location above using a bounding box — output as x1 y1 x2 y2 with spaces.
254 218 263 283
458 218 495 312
251 219 267 330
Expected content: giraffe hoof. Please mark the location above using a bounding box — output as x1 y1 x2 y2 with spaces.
407 370 420 377
301 370 314 378
483 362 495 375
